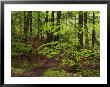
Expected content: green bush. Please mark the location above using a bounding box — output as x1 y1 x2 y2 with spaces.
11 42 32 57
76 69 100 77
74 49 97 61
38 41 61 58
92 46 100 58
60 42 75 50
43 69 72 77
61 59 75 67
38 41 76 59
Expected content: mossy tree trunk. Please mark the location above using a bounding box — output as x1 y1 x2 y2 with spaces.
92 12 96 48
54 11 61 41
78 11 83 48
84 12 89 48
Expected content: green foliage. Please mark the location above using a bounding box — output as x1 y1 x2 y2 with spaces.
12 34 24 42
61 59 75 67
38 41 75 58
11 59 40 76
38 41 61 58
92 45 100 58
74 49 96 61
11 11 100 77
43 69 72 77
60 42 74 50
76 69 100 77
38 47 60 58
11 42 32 57
37 41 59 51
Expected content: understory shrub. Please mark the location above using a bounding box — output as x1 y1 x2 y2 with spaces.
74 49 99 61
76 69 100 77
38 41 61 58
43 69 73 77
11 42 32 57
61 58 75 67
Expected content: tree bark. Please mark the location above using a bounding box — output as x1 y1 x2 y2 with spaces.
50 11 54 41
29 11 32 36
92 12 96 48
54 11 61 41
78 11 83 48
84 12 89 48
24 11 29 44
11 12 15 36
24 11 27 43
19 13 22 34
37 11 41 39
45 11 50 43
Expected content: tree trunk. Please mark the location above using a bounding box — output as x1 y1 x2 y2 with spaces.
78 11 83 48
11 13 15 36
54 11 61 41
19 14 22 34
37 11 41 39
84 12 89 48
24 11 29 44
92 29 96 47
92 12 96 48
29 11 32 36
74 15 77 46
24 12 27 43
45 11 50 43
50 11 54 41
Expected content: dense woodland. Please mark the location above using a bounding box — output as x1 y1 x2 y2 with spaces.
11 11 100 77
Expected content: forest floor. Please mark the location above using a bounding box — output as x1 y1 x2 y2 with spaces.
11 39 61 77
12 56 60 77
11 38 100 77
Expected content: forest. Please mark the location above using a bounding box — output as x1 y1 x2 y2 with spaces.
11 11 100 77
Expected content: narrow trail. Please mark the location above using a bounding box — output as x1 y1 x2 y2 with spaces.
12 38 100 77
18 38 60 77
21 64 49 77
20 58 59 77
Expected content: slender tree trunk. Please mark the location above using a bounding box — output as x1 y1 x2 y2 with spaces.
37 11 40 39
24 11 29 44
45 11 50 43
11 13 15 36
66 12 68 27
19 13 22 34
78 11 83 48
27 12 30 32
92 12 96 48
74 15 77 46
29 11 32 36
50 11 54 41
24 12 27 37
84 12 89 48
54 11 61 41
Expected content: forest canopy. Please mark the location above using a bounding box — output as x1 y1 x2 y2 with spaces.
11 11 100 77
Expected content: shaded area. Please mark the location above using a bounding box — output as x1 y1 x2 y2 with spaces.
11 11 100 77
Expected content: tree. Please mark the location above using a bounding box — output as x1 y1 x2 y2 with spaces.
29 11 32 36
54 11 61 41
37 11 41 39
11 12 15 36
50 11 54 41
84 12 89 48
45 11 55 42
19 12 22 34
92 12 96 47
24 11 29 44
45 11 50 43
78 11 83 48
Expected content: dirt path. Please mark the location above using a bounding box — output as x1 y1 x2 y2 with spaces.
21 65 48 77
19 57 59 77
17 39 60 77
